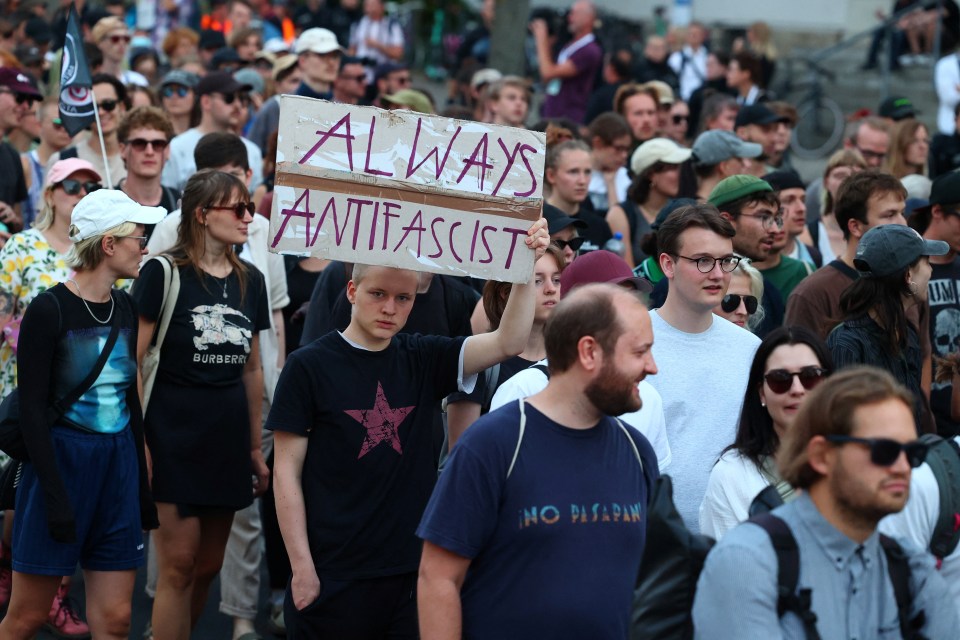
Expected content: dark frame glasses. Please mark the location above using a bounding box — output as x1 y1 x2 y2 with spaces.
126 138 169 152
204 201 256 219
763 366 828 394
56 178 102 196
554 237 585 252
214 92 250 106
0 88 38 106
161 85 191 99
97 99 119 113
825 435 928 468
721 294 758 314
671 114 689 125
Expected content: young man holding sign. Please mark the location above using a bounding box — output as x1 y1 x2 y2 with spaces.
269 219 549 638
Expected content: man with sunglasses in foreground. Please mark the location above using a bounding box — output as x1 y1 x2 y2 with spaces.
647 203 760 532
694 367 957 639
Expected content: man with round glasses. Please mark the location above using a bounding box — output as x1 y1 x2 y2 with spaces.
694 367 957 639
647 202 760 532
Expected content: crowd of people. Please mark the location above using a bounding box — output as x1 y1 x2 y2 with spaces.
0 0 955 638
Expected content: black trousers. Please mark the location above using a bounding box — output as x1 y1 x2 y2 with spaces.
284 571 418 639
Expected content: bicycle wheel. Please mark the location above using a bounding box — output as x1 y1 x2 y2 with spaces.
790 97 845 160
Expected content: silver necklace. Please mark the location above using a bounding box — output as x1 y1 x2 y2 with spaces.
215 274 228 299
67 279 114 324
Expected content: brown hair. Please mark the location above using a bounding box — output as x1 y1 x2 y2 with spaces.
767 101 797 127
228 26 261 50
117 105 174 143
162 27 200 60
778 366 914 489
834 169 906 241
613 83 659 117
884 119 928 180
587 112 631 145
821 149 868 216
544 284 625 374
172 169 250 299
482 245 566 329
656 202 735 258
486 76 531 105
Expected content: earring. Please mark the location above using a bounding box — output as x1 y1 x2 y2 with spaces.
908 280 919 297
761 401 766 407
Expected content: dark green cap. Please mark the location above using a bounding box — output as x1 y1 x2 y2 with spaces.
707 174 773 209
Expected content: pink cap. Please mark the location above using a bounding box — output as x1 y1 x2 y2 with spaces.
45 158 102 189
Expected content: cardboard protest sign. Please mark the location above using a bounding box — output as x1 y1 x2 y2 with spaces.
269 96 545 282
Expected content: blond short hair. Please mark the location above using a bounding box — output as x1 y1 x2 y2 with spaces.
92 16 128 44
66 221 137 270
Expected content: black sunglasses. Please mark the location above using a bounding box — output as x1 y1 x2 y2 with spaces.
554 237 585 252
825 435 928 468
720 294 758 314
126 138 169 151
204 201 256 219
97 99 119 113
672 114 689 125
162 85 191 99
57 178 102 196
215 92 250 105
0 88 38 106
763 366 828 394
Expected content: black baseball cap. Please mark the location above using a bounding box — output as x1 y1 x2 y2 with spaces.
878 96 918 121
543 203 587 235
735 104 786 128
195 71 252 96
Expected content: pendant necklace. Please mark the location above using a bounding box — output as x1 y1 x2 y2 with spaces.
67 279 114 324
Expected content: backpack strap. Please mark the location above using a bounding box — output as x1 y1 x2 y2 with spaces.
507 399 527 479
750 513 823 640
916 433 960 562
479 362 500 415
529 362 550 379
879 534 926 639
614 418 643 470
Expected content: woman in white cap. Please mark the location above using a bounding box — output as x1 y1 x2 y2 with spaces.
606 137 691 267
0 188 163 639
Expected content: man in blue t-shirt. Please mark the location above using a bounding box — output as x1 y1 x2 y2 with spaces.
417 283 660 639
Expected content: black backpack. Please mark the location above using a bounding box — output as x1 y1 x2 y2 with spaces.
750 513 927 640
916 434 960 563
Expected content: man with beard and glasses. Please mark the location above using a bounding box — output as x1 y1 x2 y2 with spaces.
647 203 760 532
694 367 957 639
417 283 660 638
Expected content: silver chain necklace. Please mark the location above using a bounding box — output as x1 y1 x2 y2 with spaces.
67 279 114 324
215 275 228 299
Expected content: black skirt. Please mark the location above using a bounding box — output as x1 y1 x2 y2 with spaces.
145 379 253 511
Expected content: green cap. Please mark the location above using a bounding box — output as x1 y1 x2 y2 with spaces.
382 89 434 115
707 174 773 208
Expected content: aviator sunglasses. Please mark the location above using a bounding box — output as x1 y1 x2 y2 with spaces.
763 366 828 394
825 435 929 468
204 202 256 219
720 294 758 314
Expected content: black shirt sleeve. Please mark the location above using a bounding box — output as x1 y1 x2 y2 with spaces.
131 257 168 323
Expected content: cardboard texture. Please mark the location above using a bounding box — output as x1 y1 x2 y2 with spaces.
269 96 546 282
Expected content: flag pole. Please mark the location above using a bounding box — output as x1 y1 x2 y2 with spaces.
90 99 112 189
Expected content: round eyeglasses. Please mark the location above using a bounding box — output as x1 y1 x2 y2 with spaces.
674 254 741 273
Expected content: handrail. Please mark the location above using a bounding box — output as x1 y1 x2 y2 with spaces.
787 0 944 99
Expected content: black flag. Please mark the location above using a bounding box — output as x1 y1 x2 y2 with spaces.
58 4 94 136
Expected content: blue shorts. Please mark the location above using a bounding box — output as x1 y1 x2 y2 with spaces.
12 425 144 575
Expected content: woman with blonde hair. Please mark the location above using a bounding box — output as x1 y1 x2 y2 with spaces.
0 189 162 640
544 140 612 252
799 149 867 262
133 169 270 640
884 119 930 180
712 257 766 333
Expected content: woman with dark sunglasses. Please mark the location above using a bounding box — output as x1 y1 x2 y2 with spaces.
132 170 270 640
711 257 765 332
699 326 834 539
827 224 948 432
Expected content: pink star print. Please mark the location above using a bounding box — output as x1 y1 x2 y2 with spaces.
344 382 415 459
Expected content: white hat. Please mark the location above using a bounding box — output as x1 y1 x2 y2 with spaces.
630 137 692 175
295 28 343 56
69 189 166 243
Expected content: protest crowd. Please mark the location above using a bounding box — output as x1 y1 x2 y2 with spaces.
0 0 960 638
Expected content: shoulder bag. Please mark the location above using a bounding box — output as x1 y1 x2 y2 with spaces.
141 255 180 412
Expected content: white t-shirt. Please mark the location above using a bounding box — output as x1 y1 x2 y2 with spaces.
647 311 760 533
935 53 960 135
880 436 960 611
489 360 672 472
699 449 769 540
587 167 631 213
161 127 263 193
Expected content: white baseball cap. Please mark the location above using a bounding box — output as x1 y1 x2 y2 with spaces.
68 189 167 243
295 28 344 56
630 137 692 175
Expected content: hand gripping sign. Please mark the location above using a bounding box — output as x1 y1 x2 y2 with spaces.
269 96 546 283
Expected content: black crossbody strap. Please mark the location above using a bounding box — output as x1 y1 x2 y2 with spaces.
879 535 927 640
49 291 122 418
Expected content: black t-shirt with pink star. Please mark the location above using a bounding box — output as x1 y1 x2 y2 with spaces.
267 331 467 580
